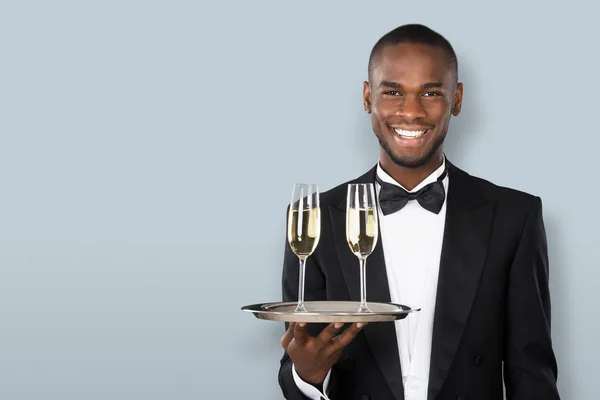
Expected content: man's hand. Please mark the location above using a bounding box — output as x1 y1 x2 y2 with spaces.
281 321 366 385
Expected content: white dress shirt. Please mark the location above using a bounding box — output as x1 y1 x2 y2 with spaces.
293 158 449 400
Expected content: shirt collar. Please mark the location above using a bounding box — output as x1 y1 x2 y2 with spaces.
376 155 447 193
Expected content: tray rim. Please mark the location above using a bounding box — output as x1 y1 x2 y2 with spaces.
241 300 421 323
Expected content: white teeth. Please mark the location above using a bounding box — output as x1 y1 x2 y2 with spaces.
394 128 427 138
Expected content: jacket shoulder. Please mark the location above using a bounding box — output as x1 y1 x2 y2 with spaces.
318 166 376 208
464 169 542 210
319 179 354 208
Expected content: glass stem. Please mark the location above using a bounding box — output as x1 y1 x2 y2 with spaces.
358 257 370 313
296 258 307 312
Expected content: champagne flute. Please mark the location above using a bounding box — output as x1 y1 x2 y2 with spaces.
346 183 378 313
287 184 321 312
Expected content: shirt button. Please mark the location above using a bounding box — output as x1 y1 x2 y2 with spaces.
360 395 370 400
474 355 484 366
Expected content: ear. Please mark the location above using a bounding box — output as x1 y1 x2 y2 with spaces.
363 81 371 113
452 82 463 116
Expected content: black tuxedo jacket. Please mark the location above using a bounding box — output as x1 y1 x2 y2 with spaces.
278 161 560 400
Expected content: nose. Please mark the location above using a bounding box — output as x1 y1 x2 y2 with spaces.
396 95 426 122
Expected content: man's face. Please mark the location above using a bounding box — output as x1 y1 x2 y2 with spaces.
363 43 463 169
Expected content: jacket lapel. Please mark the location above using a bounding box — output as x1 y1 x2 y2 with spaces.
329 166 405 400
427 162 494 400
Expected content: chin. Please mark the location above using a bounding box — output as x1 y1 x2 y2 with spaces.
379 138 443 169
390 154 433 169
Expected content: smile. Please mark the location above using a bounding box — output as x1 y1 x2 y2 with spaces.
393 128 430 138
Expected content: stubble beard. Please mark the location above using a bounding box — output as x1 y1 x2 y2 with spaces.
377 129 447 169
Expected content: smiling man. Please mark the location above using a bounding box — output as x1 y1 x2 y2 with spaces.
365 37 461 190
278 24 561 400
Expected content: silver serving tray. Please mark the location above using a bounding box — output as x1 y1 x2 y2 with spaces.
241 301 420 323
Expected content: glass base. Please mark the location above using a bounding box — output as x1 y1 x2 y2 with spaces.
295 303 308 313
357 303 372 313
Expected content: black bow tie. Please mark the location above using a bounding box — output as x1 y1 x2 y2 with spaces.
375 165 448 215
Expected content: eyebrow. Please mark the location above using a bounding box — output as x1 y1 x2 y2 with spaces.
379 81 444 90
423 82 444 89
379 80 402 89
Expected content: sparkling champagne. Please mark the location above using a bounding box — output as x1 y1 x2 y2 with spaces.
346 207 377 259
288 208 320 259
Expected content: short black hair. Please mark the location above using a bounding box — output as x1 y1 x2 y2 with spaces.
368 24 458 81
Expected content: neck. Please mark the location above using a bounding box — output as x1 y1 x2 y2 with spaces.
379 151 444 191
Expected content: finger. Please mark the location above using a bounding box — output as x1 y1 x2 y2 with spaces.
294 322 308 344
281 323 296 349
316 322 344 346
330 322 366 352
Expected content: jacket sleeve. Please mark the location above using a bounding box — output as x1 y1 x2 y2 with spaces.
503 196 561 399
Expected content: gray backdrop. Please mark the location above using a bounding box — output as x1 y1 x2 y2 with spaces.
0 1 597 399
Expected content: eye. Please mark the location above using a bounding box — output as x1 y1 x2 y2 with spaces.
423 91 442 97
384 91 401 96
